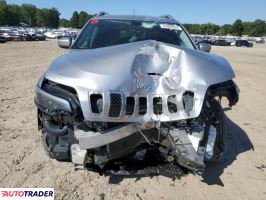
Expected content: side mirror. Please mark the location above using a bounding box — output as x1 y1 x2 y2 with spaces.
58 36 72 48
198 42 211 53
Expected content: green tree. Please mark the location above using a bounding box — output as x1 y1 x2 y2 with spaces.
36 8 60 28
36 8 46 27
49 7 60 28
217 24 233 35
0 0 10 25
70 11 79 28
21 4 37 26
243 22 253 35
232 19 243 36
201 23 219 35
184 23 219 35
7 4 21 25
78 11 91 28
59 18 70 27
183 24 202 34
250 19 266 36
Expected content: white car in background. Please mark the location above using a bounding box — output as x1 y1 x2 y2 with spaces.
44 31 60 39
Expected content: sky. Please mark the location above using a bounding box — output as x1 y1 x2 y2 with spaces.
6 0 266 25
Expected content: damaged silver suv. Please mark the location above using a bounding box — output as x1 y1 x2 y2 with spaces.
35 13 239 174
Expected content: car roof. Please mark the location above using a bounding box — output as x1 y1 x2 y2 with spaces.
94 14 180 24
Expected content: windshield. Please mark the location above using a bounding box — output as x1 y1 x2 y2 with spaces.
72 19 195 50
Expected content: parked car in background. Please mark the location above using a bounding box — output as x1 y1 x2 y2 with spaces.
1 26 80 42
22 32 35 41
44 31 59 39
214 39 231 46
13 31 28 41
35 32 46 41
0 35 7 43
1 32 13 41
236 40 253 47
57 32 71 39
29 32 37 41
199 39 214 45
255 38 265 44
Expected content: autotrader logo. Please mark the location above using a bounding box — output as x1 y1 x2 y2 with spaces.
0 188 54 199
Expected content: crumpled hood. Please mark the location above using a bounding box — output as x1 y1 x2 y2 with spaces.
42 40 235 121
44 40 234 95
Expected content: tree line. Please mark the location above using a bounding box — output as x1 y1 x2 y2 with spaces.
184 19 266 37
0 0 60 28
0 0 92 28
60 11 93 28
1 0 265 36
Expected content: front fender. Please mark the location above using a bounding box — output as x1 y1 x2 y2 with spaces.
207 80 239 106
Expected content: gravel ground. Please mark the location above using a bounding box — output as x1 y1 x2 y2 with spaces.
0 40 266 200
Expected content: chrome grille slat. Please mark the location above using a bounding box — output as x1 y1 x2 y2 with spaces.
87 91 189 122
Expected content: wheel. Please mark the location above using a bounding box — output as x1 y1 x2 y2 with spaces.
202 99 225 162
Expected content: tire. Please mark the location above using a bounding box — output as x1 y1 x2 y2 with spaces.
203 99 225 162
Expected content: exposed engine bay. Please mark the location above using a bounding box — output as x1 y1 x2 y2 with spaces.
35 39 239 175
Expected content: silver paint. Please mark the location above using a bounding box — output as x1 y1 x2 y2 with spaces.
40 40 234 122
75 123 138 149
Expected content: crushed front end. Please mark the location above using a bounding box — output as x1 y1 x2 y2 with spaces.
35 41 239 174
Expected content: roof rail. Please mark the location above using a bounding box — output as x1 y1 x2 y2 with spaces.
158 15 175 20
97 11 110 17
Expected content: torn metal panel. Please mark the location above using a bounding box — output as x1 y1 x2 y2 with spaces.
75 123 138 149
166 129 205 172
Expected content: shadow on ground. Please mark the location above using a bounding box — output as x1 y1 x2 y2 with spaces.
87 149 188 184
201 112 254 186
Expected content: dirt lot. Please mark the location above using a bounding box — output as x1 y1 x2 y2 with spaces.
0 40 266 200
